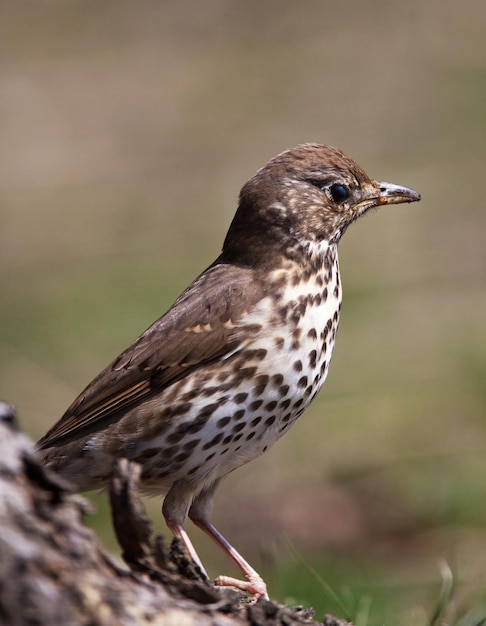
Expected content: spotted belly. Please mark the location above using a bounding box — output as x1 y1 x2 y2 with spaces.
113 265 343 492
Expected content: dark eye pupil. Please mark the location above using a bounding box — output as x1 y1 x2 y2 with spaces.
330 183 349 203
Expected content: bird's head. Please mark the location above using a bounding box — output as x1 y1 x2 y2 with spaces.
222 143 420 267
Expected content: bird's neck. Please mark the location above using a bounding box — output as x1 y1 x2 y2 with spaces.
264 239 339 300
284 238 337 273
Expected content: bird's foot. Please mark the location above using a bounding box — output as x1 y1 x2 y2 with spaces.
214 573 269 602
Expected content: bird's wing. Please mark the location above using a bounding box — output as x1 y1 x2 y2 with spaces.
37 261 266 448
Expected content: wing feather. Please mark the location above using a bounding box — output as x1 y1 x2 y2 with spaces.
37 261 265 448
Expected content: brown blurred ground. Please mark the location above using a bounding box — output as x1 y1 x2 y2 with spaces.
1 1 485 622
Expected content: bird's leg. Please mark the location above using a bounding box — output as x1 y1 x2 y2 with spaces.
189 482 269 601
196 518 269 601
162 480 208 578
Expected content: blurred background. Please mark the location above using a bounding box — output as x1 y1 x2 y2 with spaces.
1 1 485 623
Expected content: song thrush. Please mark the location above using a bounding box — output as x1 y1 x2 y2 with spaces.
37 144 420 599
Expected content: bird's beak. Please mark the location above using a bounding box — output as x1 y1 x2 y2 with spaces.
354 181 421 217
375 181 421 205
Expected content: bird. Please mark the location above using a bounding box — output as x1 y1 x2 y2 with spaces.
37 143 420 600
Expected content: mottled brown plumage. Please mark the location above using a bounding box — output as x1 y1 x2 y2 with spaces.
37 143 420 599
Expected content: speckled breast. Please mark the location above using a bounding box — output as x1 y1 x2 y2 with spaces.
131 245 343 492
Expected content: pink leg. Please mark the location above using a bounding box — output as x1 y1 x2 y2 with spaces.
162 480 208 578
192 516 268 600
163 479 268 600
166 522 209 578
189 483 268 600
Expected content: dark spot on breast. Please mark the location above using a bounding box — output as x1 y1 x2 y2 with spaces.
307 328 317 340
235 367 258 382
293 360 303 373
174 451 190 463
188 465 201 475
274 337 285 350
233 436 242 444
136 447 159 460
293 398 304 409
230 356 245 371
298 376 308 388
278 305 289 323
202 433 224 450
222 435 233 445
217 371 231 383
290 312 301 326
167 402 193 418
216 416 231 429
205 452 216 461
232 422 245 434
308 350 317 368
305 385 313 397
250 416 262 427
299 295 308 310
232 409 245 421
323 287 328 299
197 403 219 419
164 445 180 458
180 389 199 402
271 373 284 387
246 431 256 441
253 374 269 396
265 415 276 426
333 285 339 298
279 384 290 397
234 392 248 404
250 399 263 411
166 428 188 445
282 412 292 423
183 439 200 451
186 414 210 434
320 360 328 376
244 348 268 361
265 400 278 411
280 398 291 410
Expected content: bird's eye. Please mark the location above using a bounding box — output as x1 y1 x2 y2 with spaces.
329 183 350 203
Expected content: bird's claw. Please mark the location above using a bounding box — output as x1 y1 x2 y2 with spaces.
214 574 269 602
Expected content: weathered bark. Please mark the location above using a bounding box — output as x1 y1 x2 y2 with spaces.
0 406 351 626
